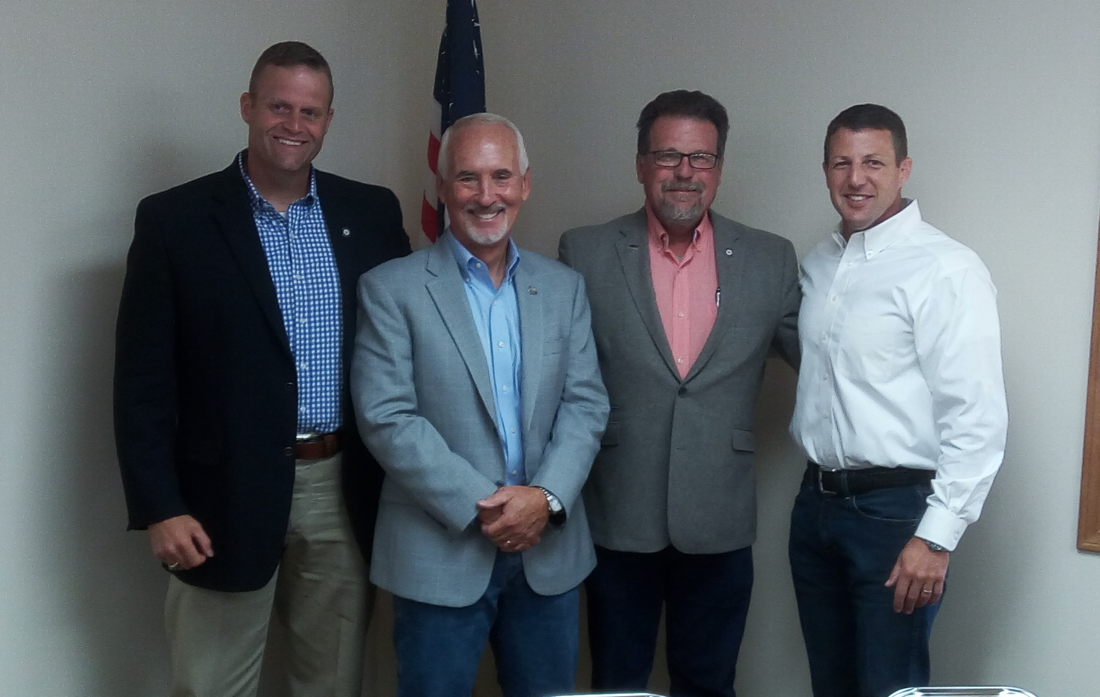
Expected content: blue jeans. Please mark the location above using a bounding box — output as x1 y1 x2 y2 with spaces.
585 545 753 697
788 472 941 697
392 551 579 697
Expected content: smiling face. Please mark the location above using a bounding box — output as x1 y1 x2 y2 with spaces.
636 116 723 234
438 121 530 249
824 127 912 238
239 64 333 185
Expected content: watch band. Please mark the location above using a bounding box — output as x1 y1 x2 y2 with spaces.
919 537 948 553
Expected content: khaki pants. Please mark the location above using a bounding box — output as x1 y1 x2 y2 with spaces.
164 454 373 697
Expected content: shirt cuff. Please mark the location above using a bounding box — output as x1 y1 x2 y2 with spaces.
915 505 968 552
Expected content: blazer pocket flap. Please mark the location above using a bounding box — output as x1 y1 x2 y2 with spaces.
730 428 755 453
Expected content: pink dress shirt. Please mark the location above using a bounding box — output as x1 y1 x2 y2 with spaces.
646 207 719 378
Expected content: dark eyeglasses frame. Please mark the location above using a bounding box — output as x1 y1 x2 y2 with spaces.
647 149 720 170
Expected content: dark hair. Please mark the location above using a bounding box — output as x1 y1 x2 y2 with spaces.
824 103 907 164
636 90 730 159
249 41 333 105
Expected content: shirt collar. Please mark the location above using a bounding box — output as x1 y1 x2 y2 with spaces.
237 150 318 213
831 198 919 258
444 230 521 285
644 206 713 253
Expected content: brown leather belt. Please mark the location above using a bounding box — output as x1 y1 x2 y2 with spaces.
807 461 934 497
295 431 343 460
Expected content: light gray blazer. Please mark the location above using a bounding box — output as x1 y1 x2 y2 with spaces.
558 209 799 555
352 237 609 607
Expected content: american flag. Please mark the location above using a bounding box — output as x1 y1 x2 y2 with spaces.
422 0 486 243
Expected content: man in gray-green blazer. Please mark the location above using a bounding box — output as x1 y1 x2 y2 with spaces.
558 90 800 697
353 114 608 697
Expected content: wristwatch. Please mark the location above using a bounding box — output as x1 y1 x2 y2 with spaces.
537 487 566 527
919 537 948 553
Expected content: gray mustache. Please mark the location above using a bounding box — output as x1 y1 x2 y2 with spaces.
663 183 703 193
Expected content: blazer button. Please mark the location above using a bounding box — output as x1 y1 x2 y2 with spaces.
284 446 293 457
285 381 295 392
678 386 687 397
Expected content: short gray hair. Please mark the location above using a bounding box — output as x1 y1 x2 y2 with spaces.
437 113 529 179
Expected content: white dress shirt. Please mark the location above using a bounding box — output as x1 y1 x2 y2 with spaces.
790 200 1008 550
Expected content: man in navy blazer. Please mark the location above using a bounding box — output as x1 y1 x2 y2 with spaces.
352 114 608 697
113 42 409 697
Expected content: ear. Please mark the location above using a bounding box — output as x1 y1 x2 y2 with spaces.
898 156 913 187
636 155 645 183
320 107 334 136
519 168 531 202
239 92 252 122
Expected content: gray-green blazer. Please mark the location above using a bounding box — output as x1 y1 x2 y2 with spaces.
559 209 799 554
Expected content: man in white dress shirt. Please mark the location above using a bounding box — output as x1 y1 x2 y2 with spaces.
788 103 1008 697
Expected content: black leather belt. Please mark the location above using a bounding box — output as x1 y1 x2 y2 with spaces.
807 461 934 497
295 431 343 460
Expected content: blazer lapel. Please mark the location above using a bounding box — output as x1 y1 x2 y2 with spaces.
211 164 292 357
514 260 542 435
424 241 498 423
685 215 745 381
615 211 679 378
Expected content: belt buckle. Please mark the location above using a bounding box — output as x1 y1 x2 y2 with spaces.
296 432 321 443
817 467 838 496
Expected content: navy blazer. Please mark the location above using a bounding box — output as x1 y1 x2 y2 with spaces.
114 159 411 592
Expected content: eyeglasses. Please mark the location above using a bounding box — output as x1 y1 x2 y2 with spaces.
648 149 720 170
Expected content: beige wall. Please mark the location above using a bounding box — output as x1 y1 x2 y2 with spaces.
4 1 1100 696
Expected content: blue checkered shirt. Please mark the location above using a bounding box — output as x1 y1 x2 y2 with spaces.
239 152 342 433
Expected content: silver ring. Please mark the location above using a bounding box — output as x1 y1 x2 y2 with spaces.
920 589 932 595
167 562 180 571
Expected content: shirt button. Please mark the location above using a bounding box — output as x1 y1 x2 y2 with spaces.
830 295 838 302
510 428 516 434
676 357 684 364
475 262 483 268
493 300 498 306
822 374 829 381
502 385 509 392
820 333 827 341
678 312 684 318
510 470 518 476
498 341 505 348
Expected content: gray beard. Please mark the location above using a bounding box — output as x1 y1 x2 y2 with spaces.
657 199 705 227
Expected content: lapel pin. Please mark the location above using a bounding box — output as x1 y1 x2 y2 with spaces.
528 286 538 295
341 228 351 237
725 248 732 256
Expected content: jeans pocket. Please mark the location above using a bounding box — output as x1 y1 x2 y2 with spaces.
850 484 929 525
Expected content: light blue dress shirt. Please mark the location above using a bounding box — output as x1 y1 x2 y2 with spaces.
445 232 525 485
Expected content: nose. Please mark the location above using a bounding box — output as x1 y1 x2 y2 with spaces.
673 156 695 179
475 178 495 206
284 111 303 133
846 165 866 187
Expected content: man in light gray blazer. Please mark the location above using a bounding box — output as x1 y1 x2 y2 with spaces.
352 114 609 697
558 90 800 697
